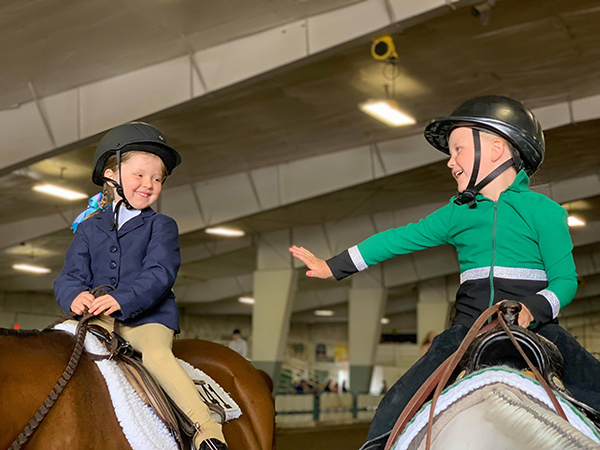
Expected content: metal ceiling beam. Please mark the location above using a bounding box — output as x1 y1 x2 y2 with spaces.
174 273 253 304
3 92 599 252
0 131 447 250
180 236 254 265
0 0 473 175
173 222 600 310
4 167 600 295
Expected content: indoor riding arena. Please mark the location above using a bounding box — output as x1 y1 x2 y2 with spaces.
2 1 600 450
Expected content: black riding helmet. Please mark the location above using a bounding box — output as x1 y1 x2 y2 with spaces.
92 122 181 186
92 122 181 229
424 96 545 207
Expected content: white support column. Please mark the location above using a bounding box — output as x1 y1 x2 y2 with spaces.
349 267 387 393
417 277 454 345
251 230 298 383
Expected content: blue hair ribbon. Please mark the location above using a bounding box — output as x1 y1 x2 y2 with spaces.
71 193 104 232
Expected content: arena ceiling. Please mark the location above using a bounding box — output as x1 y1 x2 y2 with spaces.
2 0 600 328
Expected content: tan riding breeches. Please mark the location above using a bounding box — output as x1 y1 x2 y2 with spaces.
67 316 225 443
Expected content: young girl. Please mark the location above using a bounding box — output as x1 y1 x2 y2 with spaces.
290 96 600 449
54 122 227 450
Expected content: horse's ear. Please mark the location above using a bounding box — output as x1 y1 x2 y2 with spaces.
257 370 273 394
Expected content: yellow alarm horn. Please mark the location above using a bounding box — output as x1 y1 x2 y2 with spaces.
371 35 398 61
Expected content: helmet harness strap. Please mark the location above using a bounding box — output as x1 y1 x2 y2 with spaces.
454 128 516 208
102 150 135 231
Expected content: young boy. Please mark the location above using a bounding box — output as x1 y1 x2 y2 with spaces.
290 96 600 449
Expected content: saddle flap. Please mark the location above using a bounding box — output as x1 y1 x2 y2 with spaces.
115 356 187 446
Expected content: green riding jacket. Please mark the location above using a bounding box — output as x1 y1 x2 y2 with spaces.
326 170 577 327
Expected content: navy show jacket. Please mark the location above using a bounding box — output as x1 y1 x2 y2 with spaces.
54 205 181 332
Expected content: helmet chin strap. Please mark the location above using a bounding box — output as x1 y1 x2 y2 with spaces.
102 150 135 231
454 128 516 208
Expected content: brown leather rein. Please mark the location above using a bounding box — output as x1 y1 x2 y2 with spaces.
384 302 569 450
8 307 96 450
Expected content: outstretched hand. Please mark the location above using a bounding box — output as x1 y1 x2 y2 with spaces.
289 246 333 279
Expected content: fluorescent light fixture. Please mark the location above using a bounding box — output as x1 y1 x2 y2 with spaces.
568 216 586 227
13 263 51 274
238 296 255 305
32 184 87 201
314 310 334 317
205 227 246 237
380 317 390 324
359 100 416 127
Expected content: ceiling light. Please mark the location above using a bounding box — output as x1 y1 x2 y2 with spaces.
238 296 255 305
380 317 390 324
358 100 416 127
205 227 246 237
13 263 51 274
32 184 87 201
314 310 334 317
568 216 586 227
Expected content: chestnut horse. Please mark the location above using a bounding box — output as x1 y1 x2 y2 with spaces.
0 328 275 450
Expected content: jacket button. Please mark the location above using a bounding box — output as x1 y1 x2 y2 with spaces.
110 277 117 284
110 246 118 253
109 261 117 269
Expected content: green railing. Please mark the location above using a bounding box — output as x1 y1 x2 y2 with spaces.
274 392 383 426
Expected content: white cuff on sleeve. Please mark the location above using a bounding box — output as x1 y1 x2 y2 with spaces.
537 289 560 319
348 245 367 272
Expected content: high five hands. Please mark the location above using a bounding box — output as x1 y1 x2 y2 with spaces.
289 246 333 279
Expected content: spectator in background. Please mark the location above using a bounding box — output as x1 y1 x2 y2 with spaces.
227 329 247 358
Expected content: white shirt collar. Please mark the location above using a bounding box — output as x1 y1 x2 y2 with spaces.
112 201 141 230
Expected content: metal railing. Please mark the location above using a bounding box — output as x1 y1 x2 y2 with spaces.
275 392 384 427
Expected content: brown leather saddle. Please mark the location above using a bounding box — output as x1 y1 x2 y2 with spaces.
460 313 600 426
460 321 565 387
87 323 226 450
384 302 600 450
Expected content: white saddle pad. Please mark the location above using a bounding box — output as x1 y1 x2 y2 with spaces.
393 367 600 450
54 323 241 450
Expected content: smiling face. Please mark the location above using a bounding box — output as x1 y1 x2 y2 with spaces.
447 127 478 193
448 127 509 192
104 151 166 210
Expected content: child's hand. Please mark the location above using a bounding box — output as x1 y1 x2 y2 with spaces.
501 300 534 327
90 294 122 316
517 304 534 328
289 246 333 279
70 291 95 315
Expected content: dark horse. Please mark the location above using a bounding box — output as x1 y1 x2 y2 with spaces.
0 328 275 449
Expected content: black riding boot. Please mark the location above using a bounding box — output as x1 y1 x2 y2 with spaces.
198 438 228 450
359 324 468 450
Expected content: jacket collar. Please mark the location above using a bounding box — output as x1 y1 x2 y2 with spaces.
506 169 530 193
469 169 530 203
94 205 156 239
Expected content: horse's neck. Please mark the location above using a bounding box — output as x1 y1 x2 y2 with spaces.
0 330 131 450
